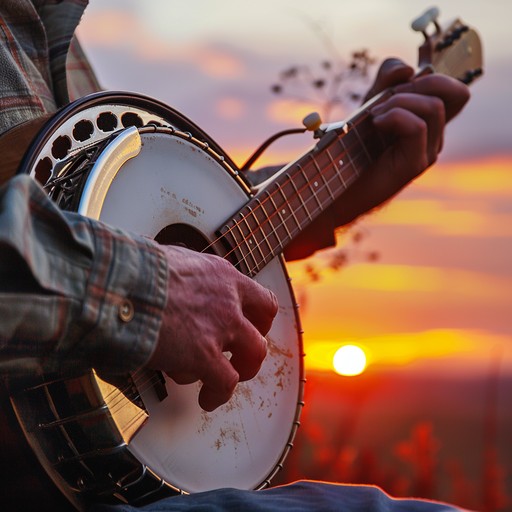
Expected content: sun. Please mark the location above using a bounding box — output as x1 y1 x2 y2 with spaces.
333 344 367 376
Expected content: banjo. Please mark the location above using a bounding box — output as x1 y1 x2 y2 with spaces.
5 9 481 510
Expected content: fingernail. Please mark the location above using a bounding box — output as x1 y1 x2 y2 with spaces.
269 290 279 315
261 334 268 358
371 105 384 116
383 58 405 70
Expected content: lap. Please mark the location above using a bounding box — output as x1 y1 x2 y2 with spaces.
88 481 469 512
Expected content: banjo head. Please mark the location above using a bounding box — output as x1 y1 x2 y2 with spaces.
18 92 305 500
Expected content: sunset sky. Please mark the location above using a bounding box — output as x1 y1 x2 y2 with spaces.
77 1 511 377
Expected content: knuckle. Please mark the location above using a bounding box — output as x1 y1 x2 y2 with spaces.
212 255 234 275
268 290 279 316
411 117 428 137
387 108 402 123
221 371 239 395
429 97 445 120
197 334 225 367
219 256 235 271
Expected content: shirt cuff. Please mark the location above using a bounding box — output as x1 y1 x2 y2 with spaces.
72 220 168 375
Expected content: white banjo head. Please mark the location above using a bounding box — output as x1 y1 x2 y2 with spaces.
21 92 305 496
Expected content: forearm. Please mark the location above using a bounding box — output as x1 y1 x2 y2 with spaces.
0 176 167 379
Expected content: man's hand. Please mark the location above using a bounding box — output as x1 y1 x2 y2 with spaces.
147 245 278 412
284 58 471 261
333 58 471 226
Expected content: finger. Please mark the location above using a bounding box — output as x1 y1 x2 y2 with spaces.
394 74 470 122
372 93 445 164
364 58 414 102
238 277 279 336
228 320 268 382
373 107 430 183
198 355 239 411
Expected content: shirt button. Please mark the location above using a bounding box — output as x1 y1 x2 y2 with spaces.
119 300 135 322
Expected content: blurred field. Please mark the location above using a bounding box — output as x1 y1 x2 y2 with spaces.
273 367 512 511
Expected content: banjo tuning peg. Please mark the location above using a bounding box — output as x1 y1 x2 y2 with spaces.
411 6 441 40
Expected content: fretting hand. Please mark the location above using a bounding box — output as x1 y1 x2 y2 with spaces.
333 58 470 225
284 58 470 261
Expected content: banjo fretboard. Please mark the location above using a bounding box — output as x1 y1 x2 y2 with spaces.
219 97 389 277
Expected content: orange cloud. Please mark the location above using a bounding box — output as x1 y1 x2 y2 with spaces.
290 261 512 300
419 156 512 196
362 156 512 237
368 198 512 237
193 48 244 78
77 10 145 46
333 263 442 293
267 99 318 126
215 97 246 120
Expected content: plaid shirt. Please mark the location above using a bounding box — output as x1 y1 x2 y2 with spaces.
0 0 167 381
0 0 101 135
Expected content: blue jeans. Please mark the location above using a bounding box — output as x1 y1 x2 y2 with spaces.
89 481 469 512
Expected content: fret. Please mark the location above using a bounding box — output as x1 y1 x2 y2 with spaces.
266 189 293 242
289 162 307 189
254 197 279 259
358 114 386 161
321 149 338 200
289 168 313 222
244 205 267 266
270 181 300 239
336 137 351 187
299 164 322 212
348 151 367 181
279 174 301 235
231 221 252 275
315 146 339 197
248 202 274 268
307 153 336 209
285 192 310 230
218 224 249 275
341 139 365 189
236 213 259 273
262 190 288 247
348 121 372 168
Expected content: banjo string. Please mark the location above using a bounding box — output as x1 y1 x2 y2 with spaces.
203 138 369 275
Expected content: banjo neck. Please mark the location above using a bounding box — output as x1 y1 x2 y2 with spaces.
218 88 392 277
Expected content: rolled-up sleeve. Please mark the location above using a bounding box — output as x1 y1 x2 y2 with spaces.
0 175 168 378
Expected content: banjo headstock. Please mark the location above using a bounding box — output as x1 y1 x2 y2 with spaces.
412 6 483 84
